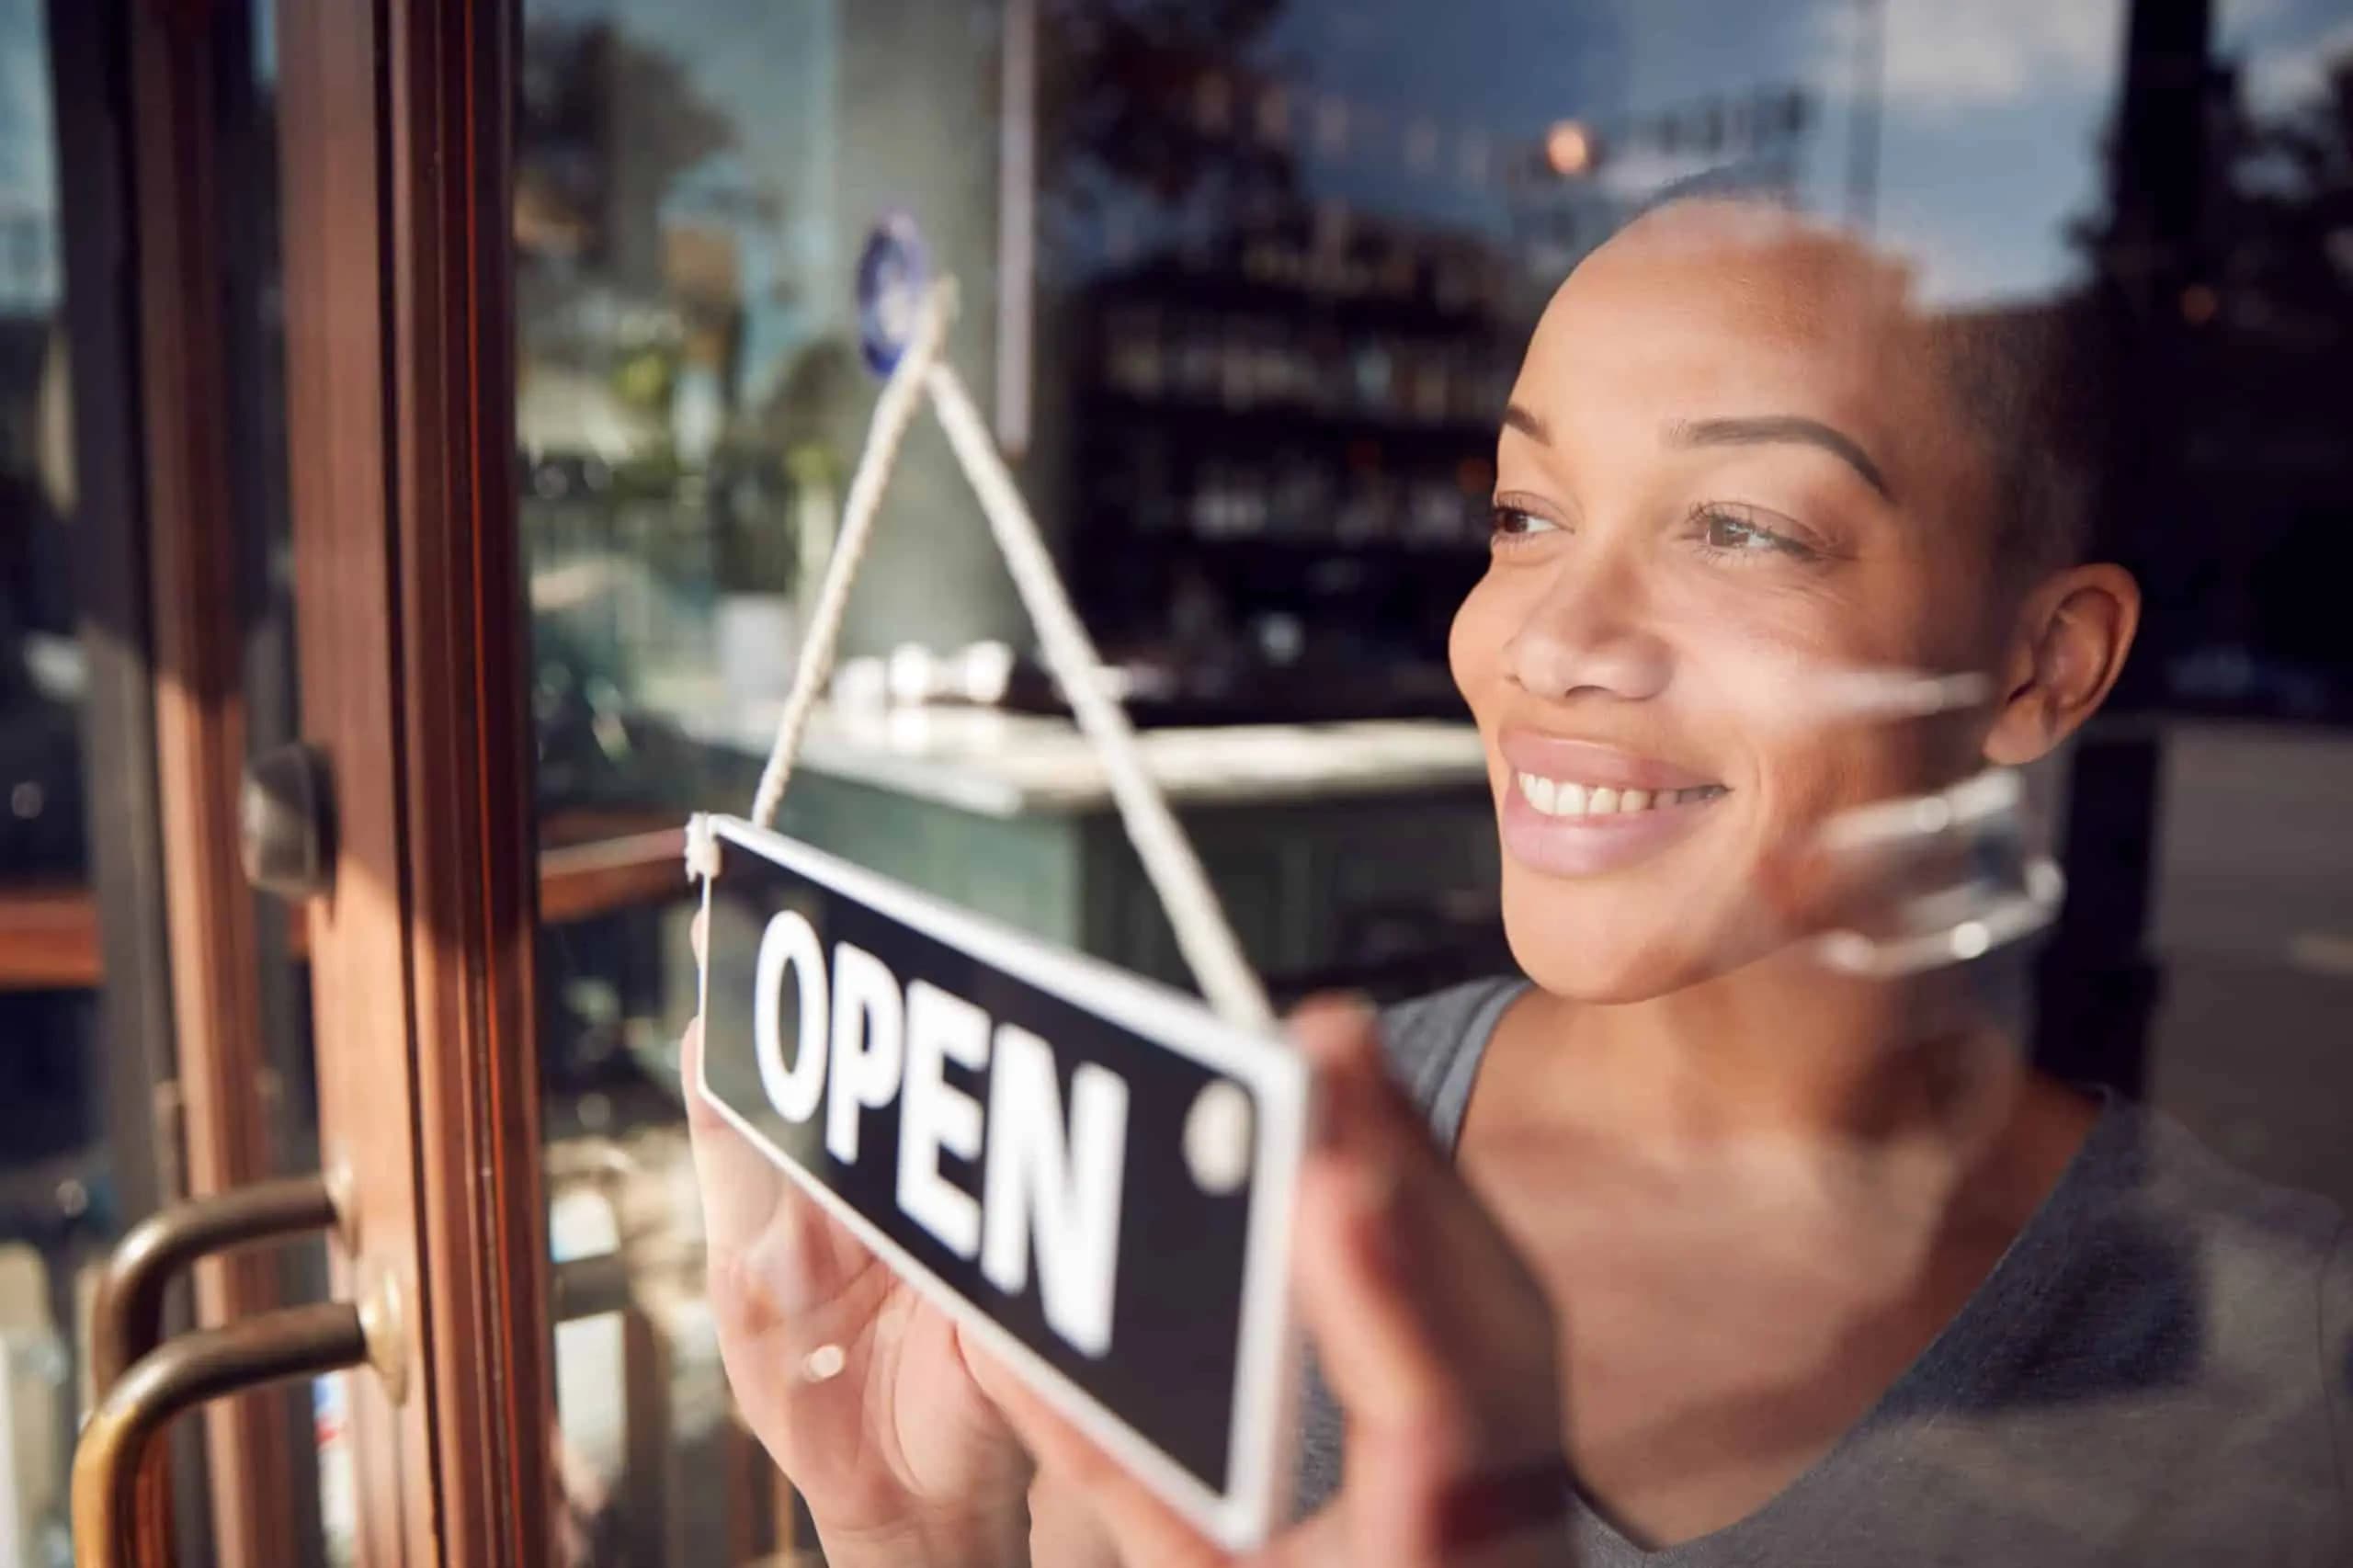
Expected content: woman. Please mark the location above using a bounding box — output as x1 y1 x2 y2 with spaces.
684 199 2351 1566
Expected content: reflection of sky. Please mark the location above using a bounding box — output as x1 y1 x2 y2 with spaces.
517 0 2352 312
14 0 2346 325
0 0 57 312
1254 0 2136 305
531 0 838 278
2224 0 2353 110
529 0 841 399
0 0 52 212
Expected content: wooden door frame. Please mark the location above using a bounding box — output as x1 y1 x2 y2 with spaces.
122 1 296 1559
46 0 224 1558
277 1 552 1563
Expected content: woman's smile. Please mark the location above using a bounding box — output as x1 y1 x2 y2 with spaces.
1496 730 1732 878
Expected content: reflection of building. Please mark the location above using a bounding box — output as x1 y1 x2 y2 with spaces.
0 207 54 315
1504 86 1816 279
2076 15 2353 716
1066 200 1511 717
1044 41 1820 718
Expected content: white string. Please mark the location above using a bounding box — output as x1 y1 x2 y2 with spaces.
745 280 1275 1032
925 360 1275 1031
748 280 957 833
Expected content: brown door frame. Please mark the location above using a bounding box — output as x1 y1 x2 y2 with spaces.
122 0 295 1559
47 0 226 1558
277 1 552 1562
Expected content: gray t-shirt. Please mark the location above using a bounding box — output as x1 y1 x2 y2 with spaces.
1292 977 2353 1566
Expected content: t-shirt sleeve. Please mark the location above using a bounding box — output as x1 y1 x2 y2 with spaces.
1375 976 1525 1148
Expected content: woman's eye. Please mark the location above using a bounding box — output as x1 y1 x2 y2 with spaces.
1694 506 1817 561
1491 504 1561 541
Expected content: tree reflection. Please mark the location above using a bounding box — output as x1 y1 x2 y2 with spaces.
518 18 737 278
1040 0 1300 251
2086 40 2353 717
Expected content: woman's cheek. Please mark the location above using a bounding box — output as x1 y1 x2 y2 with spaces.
1448 568 1517 716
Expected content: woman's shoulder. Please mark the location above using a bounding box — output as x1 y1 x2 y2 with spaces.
2093 1101 2347 1290
1373 976 1530 1147
1989 1098 2351 1537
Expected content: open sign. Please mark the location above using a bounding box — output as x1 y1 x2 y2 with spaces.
690 814 1309 1548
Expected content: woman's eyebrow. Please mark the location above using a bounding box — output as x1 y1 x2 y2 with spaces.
1502 403 1552 444
1665 415 1894 501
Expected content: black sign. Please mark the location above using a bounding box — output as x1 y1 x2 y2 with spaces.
690 814 1308 1548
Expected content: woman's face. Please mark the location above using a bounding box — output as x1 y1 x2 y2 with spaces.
1451 204 2012 1001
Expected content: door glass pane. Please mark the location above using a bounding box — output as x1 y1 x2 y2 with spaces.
0 1 330 1562
519 1 2353 1562
0 2 86 1559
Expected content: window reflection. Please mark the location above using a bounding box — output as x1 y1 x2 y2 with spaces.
0 3 97 1562
516 3 2353 1562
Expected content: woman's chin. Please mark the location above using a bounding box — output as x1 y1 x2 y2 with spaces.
1501 911 1710 1004
1497 869 1791 1003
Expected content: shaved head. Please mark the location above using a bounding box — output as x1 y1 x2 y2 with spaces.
1574 198 2099 595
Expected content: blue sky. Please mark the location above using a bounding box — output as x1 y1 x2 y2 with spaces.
0 0 55 312
4 0 2348 316
1252 0 2132 304
0 0 51 215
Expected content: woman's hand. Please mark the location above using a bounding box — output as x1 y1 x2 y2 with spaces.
975 1000 1570 1568
682 915 1030 1568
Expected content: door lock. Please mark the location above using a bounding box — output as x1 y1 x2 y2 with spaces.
239 743 334 900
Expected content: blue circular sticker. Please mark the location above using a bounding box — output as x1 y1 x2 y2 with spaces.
857 213 932 377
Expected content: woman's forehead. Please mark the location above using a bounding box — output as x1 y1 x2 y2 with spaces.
1516 210 1954 452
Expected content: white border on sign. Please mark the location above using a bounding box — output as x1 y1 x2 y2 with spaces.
691 813 1308 1551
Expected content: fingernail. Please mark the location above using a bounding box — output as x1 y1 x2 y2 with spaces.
1290 995 1376 1060
1348 1160 1410 1282
1309 1058 1366 1151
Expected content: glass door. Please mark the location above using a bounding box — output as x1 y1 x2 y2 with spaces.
39 2 560 1565
14 0 332 1562
52 1 2349 1564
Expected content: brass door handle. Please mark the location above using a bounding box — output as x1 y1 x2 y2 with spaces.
90 1173 342 1393
74 1174 399 1568
74 1302 376 1566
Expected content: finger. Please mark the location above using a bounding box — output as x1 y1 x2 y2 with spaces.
966 1340 1232 1568
1295 1176 1572 1562
678 973 885 1329
679 1016 717 1128
1287 994 1381 1067
1027 1463 1126 1568
1288 1009 1438 1415
1289 1025 1568 1559
1289 999 1426 1179
680 1014 804 1260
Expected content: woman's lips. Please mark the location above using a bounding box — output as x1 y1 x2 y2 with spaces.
1493 733 1729 877
1495 730 1719 793
1499 779 1726 877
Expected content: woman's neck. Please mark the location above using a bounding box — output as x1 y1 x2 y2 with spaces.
1500 949 2048 1174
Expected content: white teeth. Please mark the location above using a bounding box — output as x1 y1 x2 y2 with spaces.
1517 777 1726 818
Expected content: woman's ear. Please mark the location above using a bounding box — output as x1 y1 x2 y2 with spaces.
1983 563 2142 767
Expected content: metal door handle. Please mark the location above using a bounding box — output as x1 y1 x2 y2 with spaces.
74 1302 380 1566
91 1173 342 1393
73 1173 399 1568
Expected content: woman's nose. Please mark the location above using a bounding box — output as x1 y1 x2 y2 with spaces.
1506 555 1672 702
